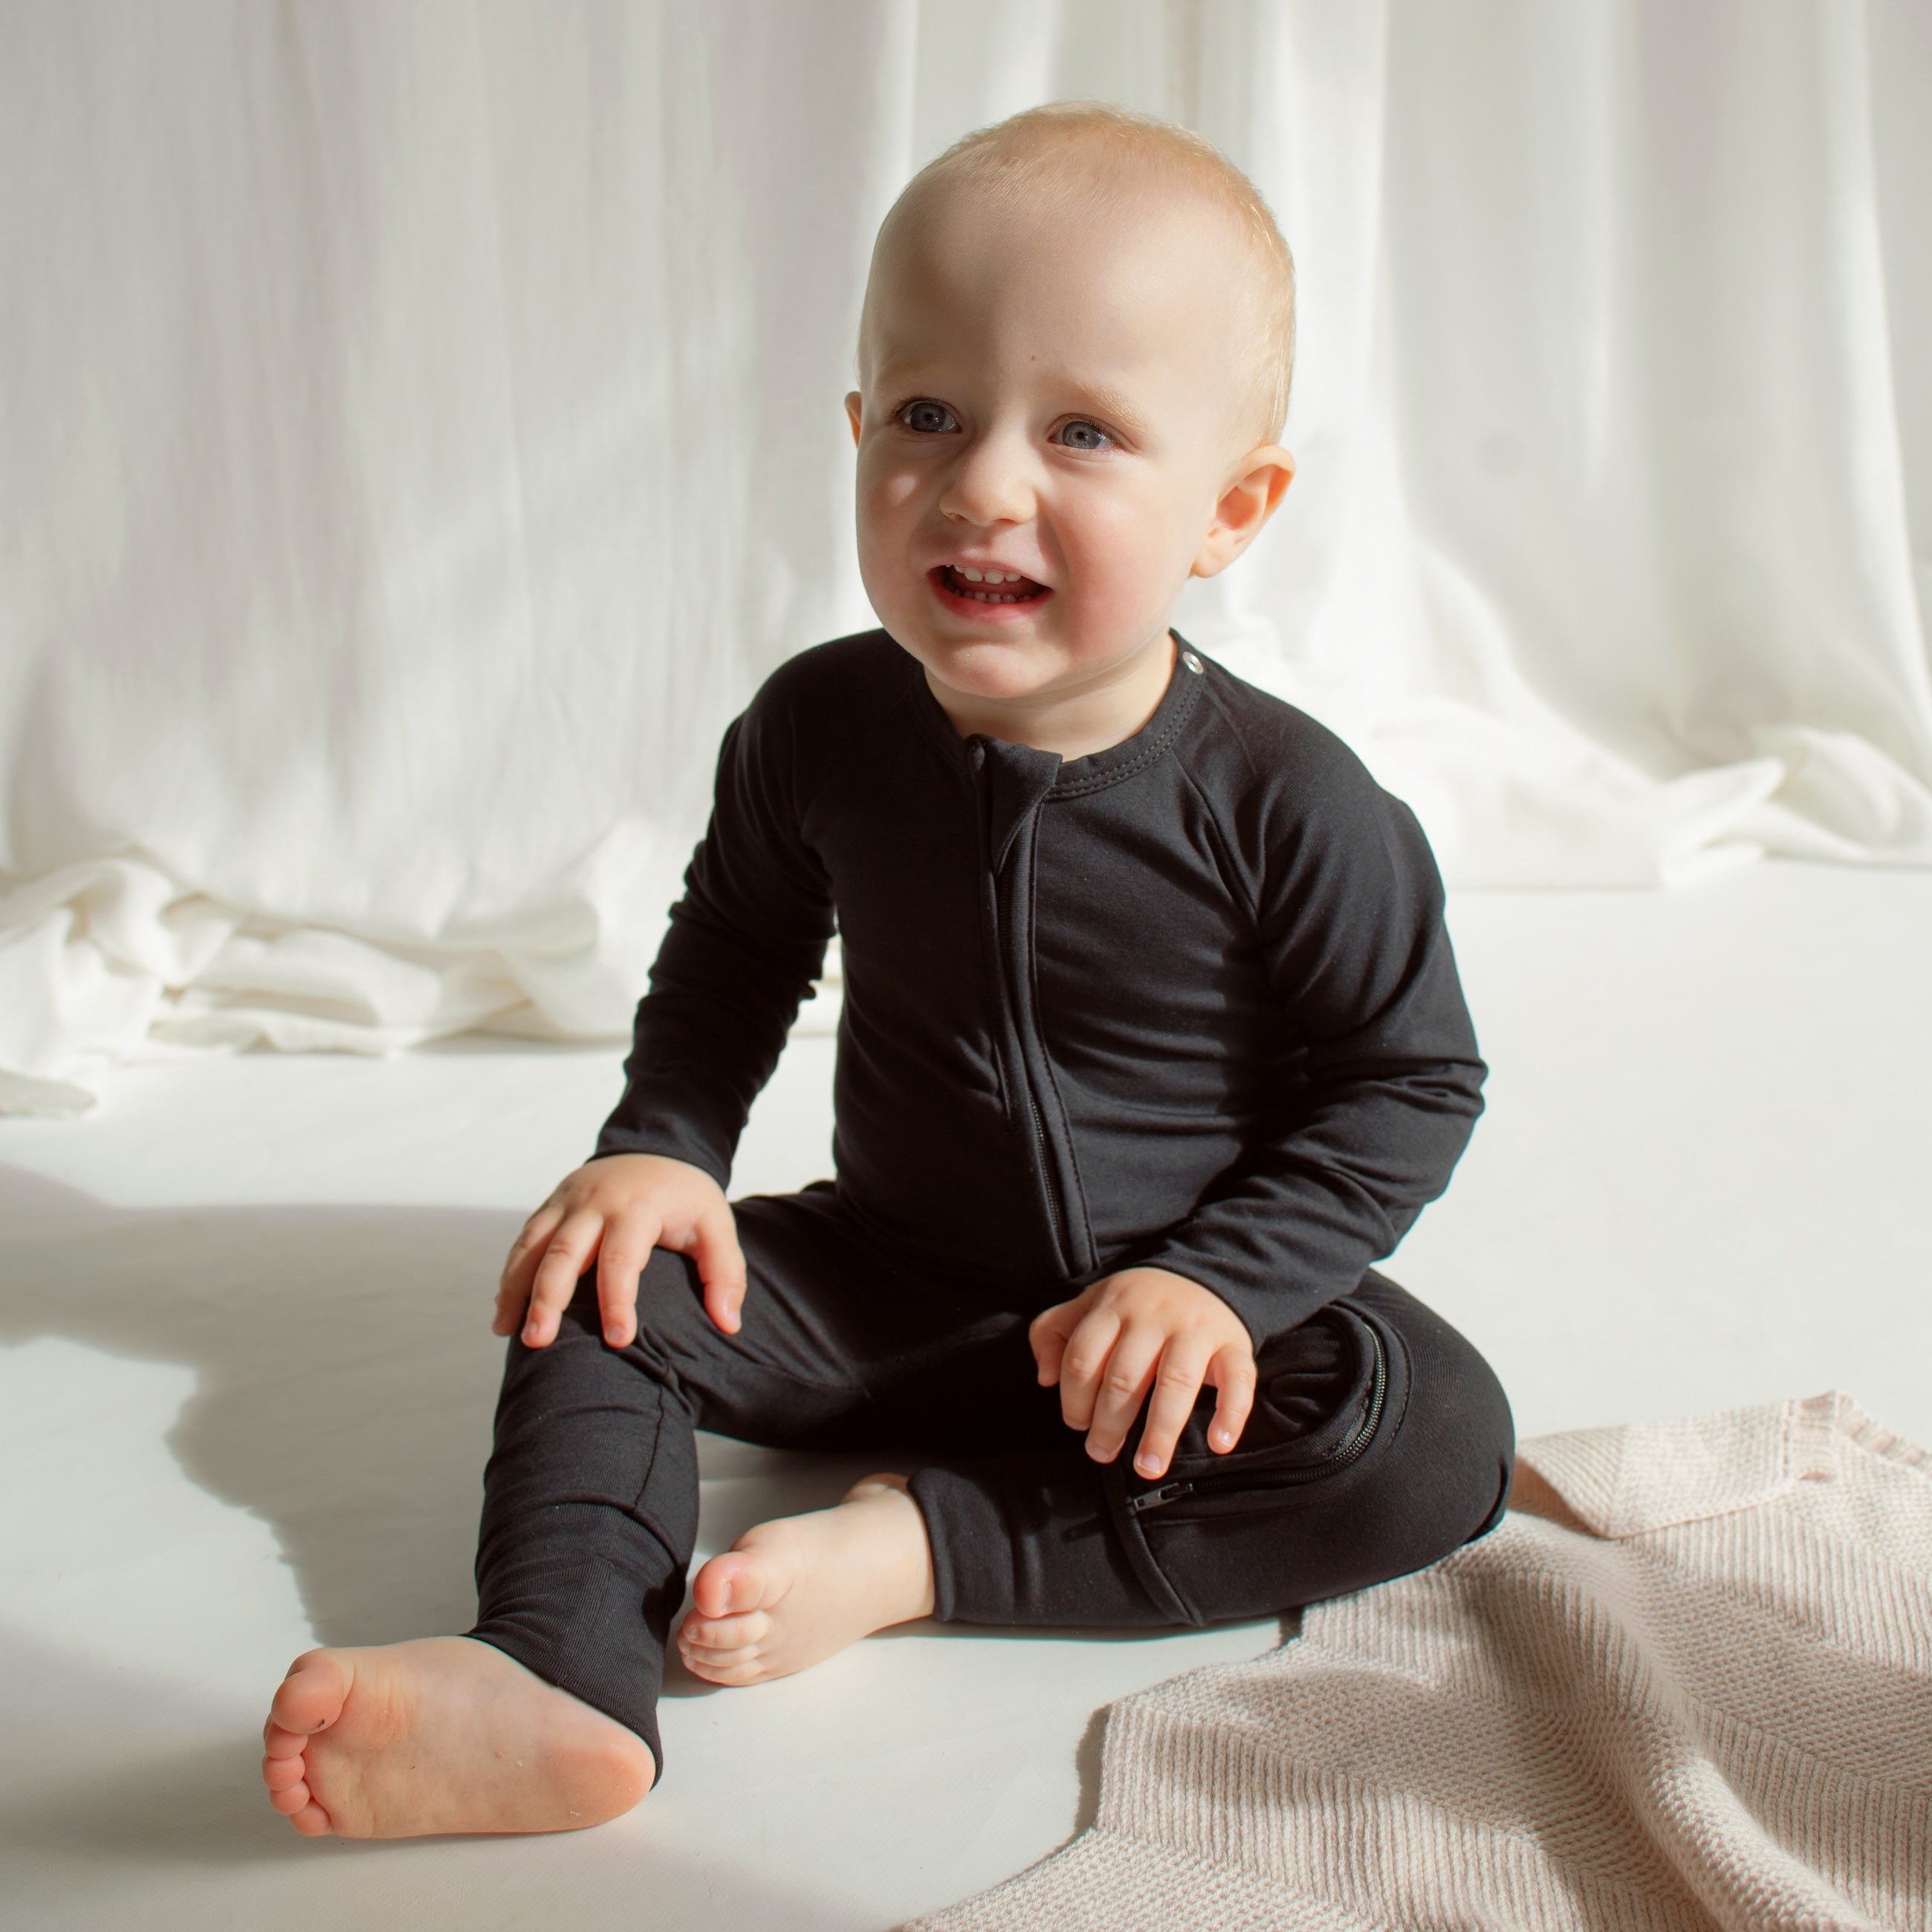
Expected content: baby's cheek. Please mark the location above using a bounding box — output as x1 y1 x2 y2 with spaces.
852 512 920 622
1059 504 1191 634
1060 566 1176 659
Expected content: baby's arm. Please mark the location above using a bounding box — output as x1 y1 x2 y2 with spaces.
1030 1268 1256 1482
498 667 837 1353
494 1153 746 1349
1128 739 1485 1349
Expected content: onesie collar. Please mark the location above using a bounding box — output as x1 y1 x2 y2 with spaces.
1048 631 1205 797
905 629 1207 805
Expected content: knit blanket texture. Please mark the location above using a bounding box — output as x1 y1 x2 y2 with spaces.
908 1392 1931 1932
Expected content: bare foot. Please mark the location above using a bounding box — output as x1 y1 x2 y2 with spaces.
676 1475 936 1685
260 1636 654 1838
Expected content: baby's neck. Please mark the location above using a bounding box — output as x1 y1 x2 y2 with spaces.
928 631 1177 762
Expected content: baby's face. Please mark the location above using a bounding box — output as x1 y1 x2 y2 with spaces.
849 181 1282 717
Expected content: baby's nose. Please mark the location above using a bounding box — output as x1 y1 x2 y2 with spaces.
940 431 1037 526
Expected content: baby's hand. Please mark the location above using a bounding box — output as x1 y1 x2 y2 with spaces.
1028 1268 1256 1481
493 1153 745 1349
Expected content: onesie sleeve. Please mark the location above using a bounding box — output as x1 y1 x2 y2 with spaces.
1132 742 1485 1341
593 677 835 1186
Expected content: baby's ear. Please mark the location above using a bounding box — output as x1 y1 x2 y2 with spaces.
1193 445 1294 579
844 392 863 447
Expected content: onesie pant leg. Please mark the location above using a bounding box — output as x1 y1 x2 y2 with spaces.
910 1271 1514 1630
466 1255 702 1777
467 1193 917 1775
469 1196 1512 1776
466 1190 1064 1776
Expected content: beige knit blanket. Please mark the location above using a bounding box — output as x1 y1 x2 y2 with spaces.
910 1393 1932 1932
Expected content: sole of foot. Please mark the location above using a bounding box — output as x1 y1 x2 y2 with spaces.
676 1475 936 1687
261 1636 655 1838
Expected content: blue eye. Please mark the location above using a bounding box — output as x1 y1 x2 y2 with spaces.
1056 419 1112 452
899 399 959 435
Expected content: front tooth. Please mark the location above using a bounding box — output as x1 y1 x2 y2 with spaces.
958 565 984 583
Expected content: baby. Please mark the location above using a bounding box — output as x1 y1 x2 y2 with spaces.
261 102 1513 1839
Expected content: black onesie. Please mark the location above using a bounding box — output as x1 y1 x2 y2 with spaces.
470 631 1515 1776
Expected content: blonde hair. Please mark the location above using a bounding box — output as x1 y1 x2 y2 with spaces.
866 101 1296 444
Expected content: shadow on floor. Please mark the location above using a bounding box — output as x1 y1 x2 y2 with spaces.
0 1158 887 1651
0 1638 841 1931
0 1156 1277 1882
0 1159 522 1647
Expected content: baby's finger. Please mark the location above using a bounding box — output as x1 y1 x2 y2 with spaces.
1083 1327 1164 1463
1028 1300 1082 1386
1208 1343 1257 1453
522 1212 603 1347
690 1202 748 1335
1132 1346 1213 1479
1056 1309 1124 1431
594 1213 660 1348
493 1204 565 1334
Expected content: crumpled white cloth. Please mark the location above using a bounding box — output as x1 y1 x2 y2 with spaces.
5 3 1930 1114
0 846 604 1117
0 837 845 1117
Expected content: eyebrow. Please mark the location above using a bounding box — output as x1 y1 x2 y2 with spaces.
1057 380 1153 439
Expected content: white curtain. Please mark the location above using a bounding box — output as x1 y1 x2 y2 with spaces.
4 0 1928 1114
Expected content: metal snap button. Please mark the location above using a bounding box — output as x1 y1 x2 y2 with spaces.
1181 650 1204 674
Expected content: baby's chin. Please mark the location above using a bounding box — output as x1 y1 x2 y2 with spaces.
873 583 1171 713
910 634 1067 702
870 594 1041 678
912 631 1161 714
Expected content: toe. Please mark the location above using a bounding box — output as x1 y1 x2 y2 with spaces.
268 1776 313 1816
692 1544 792 1619
679 1609 770 1650
679 1637 761 1669
270 1650 352 1737
690 1552 755 1618
262 1753 307 1792
682 1653 768 1687
263 1722 308 1762
288 1798 334 1837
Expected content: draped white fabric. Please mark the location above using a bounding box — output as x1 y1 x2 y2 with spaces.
4 1 1929 1114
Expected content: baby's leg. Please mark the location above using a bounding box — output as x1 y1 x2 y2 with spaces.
903 1274 1514 1634
262 1199 947 1835
260 1257 710 1838
672 1269 1513 1682
675 1293 1063 1683
672 1268 1201 1681
780 1267 1506 1646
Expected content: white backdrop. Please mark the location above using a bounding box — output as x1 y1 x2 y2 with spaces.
4 0 1929 1114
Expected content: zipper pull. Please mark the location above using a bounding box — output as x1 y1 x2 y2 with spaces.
1124 1479 1193 1516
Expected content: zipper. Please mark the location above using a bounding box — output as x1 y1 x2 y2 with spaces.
1027 1095 1065 1248
1123 1319 1388 1516
973 738 1088 1277
1124 1480 1193 1515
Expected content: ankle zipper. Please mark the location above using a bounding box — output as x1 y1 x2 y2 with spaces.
1124 1479 1194 1515
1123 1319 1388 1517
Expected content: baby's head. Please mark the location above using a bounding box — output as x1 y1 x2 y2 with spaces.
848 103 1296 725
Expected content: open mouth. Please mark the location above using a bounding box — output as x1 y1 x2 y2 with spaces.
931 564 1050 607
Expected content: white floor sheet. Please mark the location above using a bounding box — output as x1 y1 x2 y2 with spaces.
2 862 1928 1931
